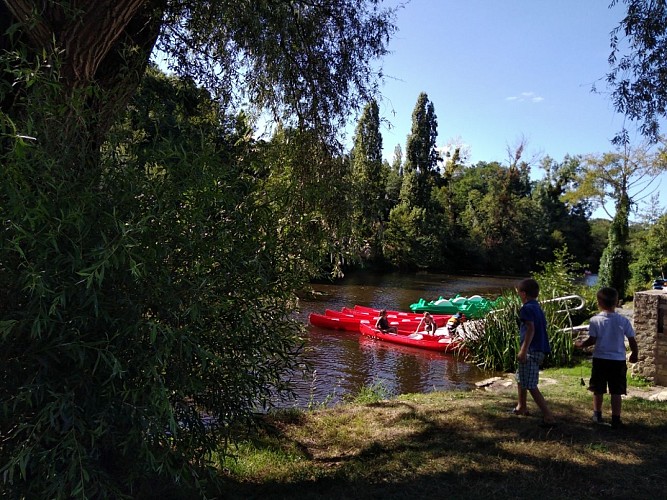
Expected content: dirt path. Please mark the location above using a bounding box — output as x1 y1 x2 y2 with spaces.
476 373 667 401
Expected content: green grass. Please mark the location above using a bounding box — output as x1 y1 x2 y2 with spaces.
213 364 667 499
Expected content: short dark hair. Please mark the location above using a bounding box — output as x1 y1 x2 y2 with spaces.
517 278 540 298
597 287 618 309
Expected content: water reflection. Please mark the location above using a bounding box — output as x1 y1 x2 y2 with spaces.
281 272 519 408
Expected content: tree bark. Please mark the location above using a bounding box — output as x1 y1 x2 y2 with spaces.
1 0 163 161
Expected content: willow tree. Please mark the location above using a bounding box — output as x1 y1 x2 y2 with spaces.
608 0 667 143
0 1 395 497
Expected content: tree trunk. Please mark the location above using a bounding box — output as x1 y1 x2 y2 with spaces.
1 1 162 167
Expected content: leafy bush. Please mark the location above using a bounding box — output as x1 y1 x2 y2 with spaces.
1 69 306 498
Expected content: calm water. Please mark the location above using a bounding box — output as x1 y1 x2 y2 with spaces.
284 272 519 408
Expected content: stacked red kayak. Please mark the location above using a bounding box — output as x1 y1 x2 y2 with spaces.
308 305 460 353
358 323 459 353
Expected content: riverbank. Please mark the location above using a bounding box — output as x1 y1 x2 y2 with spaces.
213 364 667 499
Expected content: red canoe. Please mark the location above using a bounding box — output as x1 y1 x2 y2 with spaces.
325 309 425 327
308 312 372 331
344 306 450 327
359 323 460 353
309 311 427 334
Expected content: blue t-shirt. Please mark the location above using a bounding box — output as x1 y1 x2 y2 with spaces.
519 299 551 353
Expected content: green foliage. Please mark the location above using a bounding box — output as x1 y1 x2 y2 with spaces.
460 292 522 372
533 246 598 323
629 212 667 292
347 380 394 404
350 100 387 263
607 0 667 142
461 185 542 274
532 155 594 267
1 69 309 497
403 92 439 209
1 2 399 497
598 195 631 298
382 203 424 269
461 290 581 372
263 125 356 277
532 247 583 298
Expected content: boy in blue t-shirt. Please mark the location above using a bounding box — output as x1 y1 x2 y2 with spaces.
575 287 638 428
512 278 556 426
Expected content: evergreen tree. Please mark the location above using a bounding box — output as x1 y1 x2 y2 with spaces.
403 92 440 208
350 99 386 262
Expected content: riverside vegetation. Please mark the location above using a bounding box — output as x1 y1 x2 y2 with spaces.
167 257 665 499
205 262 667 499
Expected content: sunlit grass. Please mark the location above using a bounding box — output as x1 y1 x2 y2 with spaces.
345 379 394 404
216 369 667 499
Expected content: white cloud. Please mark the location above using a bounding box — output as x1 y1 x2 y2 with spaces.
505 91 544 103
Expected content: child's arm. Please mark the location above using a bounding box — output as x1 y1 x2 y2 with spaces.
575 336 596 349
518 321 534 362
628 337 639 363
416 318 425 333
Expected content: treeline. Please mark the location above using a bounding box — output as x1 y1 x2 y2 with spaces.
111 70 667 296
345 93 597 274
263 90 666 291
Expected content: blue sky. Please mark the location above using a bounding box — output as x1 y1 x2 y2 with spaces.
374 0 628 165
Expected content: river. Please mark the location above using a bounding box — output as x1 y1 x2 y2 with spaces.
283 272 520 408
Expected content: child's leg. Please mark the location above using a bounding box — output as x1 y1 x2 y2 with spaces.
529 387 555 423
610 394 622 417
593 393 604 412
515 383 528 412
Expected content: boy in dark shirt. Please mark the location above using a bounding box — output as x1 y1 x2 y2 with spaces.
512 278 556 426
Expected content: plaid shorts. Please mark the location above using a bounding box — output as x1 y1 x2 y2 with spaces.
516 351 545 390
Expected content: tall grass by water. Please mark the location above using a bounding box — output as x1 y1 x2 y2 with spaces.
459 248 599 372
460 290 590 372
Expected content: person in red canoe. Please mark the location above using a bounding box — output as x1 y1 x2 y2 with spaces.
415 312 436 335
446 312 466 335
375 309 398 333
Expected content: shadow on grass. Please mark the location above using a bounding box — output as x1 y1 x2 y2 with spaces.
216 393 667 499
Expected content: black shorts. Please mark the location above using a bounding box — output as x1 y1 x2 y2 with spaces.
589 358 627 395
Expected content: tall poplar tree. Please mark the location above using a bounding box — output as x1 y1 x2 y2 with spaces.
403 92 440 208
386 92 443 268
351 99 385 261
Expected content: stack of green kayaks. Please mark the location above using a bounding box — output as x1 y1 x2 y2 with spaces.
409 294 503 319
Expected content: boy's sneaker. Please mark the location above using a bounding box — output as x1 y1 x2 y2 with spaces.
592 412 603 424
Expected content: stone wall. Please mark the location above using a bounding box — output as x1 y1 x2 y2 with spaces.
632 289 667 385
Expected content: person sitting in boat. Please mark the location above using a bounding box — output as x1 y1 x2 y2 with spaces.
416 312 436 335
447 312 465 334
376 309 398 334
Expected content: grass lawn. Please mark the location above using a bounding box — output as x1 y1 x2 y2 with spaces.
215 364 667 499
